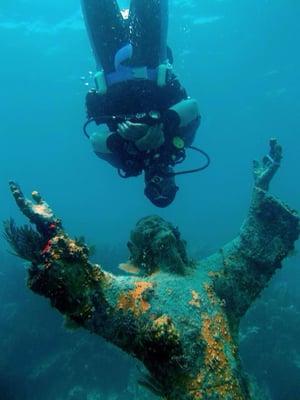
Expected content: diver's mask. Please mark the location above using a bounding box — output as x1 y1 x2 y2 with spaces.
144 166 178 208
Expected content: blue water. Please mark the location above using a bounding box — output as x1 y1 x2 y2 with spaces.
0 1 299 399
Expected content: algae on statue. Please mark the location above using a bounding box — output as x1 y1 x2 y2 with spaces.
5 140 299 400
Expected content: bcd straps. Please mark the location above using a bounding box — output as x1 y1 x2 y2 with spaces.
94 63 172 95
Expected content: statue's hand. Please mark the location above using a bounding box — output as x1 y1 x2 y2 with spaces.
253 138 282 191
9 181 61 238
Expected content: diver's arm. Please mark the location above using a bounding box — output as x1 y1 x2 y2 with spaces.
167 99 200 129
211 140 299 321
90 130 113 154
90 129 124 169
162 98 201 148
91 130 144 175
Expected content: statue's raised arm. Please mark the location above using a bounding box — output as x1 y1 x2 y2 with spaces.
5 182 156 355
5 140 299 400
209 139 299 323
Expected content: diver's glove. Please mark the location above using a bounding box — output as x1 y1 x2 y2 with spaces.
135 124 165 151
117 121 149 141
117 121 165 152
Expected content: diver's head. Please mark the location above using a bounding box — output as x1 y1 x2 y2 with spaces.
144 166 178 208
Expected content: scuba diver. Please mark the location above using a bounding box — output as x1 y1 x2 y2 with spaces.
81 0 208 207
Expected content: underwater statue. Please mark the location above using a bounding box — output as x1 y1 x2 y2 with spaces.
5 140 299 400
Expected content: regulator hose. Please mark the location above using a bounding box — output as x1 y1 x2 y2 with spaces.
169 146 211 177
83 118 211 177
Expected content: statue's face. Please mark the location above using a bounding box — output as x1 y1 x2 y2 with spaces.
128 216 190 275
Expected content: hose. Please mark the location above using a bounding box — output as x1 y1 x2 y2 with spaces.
83 118 211 177
169 146 211 177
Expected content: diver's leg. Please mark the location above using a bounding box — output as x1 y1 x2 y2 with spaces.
129 0 168 68
81 0 128 72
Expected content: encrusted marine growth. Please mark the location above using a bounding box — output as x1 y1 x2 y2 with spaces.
6 140 299 400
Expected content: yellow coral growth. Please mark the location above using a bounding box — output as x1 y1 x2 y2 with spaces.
153 315 171 327
152 314 180 342
208 271 221 279
186 372 205 399
117 281 153 316
203 282 219 306
91 265 104 282
45 235 86 262
189 290 201 308
201 312 243 399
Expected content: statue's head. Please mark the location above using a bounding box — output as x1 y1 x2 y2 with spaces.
127 216 191 275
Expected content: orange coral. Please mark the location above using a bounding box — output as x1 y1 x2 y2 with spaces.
186 372 205 399
201 312 242 399
117 281 153 316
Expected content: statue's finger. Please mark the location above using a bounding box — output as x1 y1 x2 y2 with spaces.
274 144 283 163
9 181 27 209
269 138 277 149
32 191 43 205
253 160 260 171
269 138 282 162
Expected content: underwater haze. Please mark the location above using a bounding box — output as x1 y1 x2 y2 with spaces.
0 1 299 399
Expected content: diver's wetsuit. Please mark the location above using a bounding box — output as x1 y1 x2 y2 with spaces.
86 78 200 174
82 0 200 205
